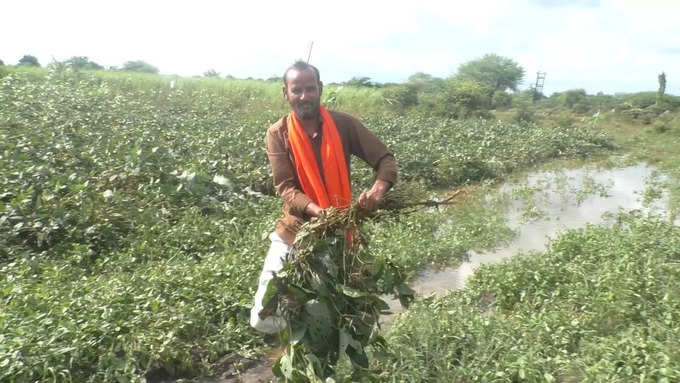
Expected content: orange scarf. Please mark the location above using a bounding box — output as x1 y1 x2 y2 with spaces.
287 106 352 209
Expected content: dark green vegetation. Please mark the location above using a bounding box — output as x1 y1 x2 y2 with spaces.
381 212 680 382
0 63 676 382
264 207 414 382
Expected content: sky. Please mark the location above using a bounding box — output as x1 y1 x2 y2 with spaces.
3 0 679 96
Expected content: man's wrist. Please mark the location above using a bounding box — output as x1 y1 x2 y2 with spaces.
371 179 391 199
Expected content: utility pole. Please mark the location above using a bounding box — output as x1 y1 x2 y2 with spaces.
533 71 546 102
306 41 314 63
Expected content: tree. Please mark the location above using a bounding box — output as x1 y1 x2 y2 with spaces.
345 76 374 87
407 72 446 93
0 59 4 66
122 60 159 74
440 78 493 119
456 53 524 92
383 84 418 111
18 55 40 67
203 69 220 78
658 72 666 98
561 89 587 110
64 56 103 70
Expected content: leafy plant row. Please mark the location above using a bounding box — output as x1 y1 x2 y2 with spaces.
0 68 614 381
381 212 680 382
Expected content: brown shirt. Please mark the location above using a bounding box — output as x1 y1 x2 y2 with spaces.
266 110 398 245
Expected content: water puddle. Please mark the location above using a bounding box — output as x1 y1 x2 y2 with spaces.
384 163 673 322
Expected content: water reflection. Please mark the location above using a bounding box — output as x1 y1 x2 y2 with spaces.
384 163 671 321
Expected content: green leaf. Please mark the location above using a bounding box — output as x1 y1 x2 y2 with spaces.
341 285 368 298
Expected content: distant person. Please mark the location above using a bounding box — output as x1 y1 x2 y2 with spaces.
250 61 397 332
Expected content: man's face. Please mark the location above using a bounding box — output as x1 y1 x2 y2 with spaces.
283 68 322 120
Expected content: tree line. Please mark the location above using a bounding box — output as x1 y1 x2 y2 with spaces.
1 55 160 74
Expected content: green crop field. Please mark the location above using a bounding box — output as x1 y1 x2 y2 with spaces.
1 65 678 382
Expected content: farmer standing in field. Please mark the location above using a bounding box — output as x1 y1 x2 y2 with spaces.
250 61 398 333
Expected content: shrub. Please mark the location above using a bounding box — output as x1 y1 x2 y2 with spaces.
383 84 418 112
623 92 658 109
18 55 40 67
650 110 678 133
513 103 535 124
64 56 104 70
122 60 159 74
440 78 493 119
491 90 512 109
561 89 587 109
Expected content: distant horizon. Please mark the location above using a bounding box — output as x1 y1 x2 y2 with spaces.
3 58 676 98
3 0 679 97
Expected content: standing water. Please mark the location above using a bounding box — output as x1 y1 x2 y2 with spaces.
384 163 672 319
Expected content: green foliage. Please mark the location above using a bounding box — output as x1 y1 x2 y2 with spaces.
439 78 493 119
658 72 666 98
359 114 612 188
264 208 413 381
383 84 418 111
651 111 678 133
381 212 680 382
407 72 446 93
560 88 588 110
456 53 525 92
624 91 659 109
18 54 40 67
122 60 159 74
203 69 220 78
491 90 512 109
0 69 281 381
513 103 536 124
63 56 104 70
0 68 616 381
345 76 375 87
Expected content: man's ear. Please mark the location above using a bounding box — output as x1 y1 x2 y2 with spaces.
319 81 323 97
282 85 289 101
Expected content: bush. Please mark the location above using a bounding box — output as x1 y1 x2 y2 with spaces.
440 79 493 119
491 90 512 109
650 110 679 133
18 55 40 67
122 60 159 74
63 56 104 70
561 89 587 109
383 84 418 112
513 103 535 124
623 92 658 109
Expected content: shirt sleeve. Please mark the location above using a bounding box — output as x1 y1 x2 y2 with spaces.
266 127 313 216
345 115 398 185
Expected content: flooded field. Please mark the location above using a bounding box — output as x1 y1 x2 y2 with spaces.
385 163 673 317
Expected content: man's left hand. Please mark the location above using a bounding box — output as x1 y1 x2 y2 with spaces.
358 179 391 212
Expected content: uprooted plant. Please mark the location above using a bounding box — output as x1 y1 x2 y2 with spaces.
258 187 462 382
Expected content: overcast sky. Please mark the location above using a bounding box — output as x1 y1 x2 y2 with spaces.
3 0 679 95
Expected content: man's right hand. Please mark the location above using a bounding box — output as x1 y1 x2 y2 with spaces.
305 202 324 218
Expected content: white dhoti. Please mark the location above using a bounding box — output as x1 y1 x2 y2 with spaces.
250 232 290 333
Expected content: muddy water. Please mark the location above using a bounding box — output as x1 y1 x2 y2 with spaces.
384 163 671 320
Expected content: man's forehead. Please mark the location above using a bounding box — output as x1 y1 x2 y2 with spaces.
285 68 318 85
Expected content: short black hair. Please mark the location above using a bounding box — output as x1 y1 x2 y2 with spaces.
283 60 321 86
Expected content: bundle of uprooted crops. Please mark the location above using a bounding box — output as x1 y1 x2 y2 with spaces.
259 185 460 382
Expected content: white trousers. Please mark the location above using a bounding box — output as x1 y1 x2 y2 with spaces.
250 232 290 333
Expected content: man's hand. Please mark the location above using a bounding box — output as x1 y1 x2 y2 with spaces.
358 179 391 212
305 202 325 218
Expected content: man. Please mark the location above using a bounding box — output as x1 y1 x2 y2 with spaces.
250 61 398 333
